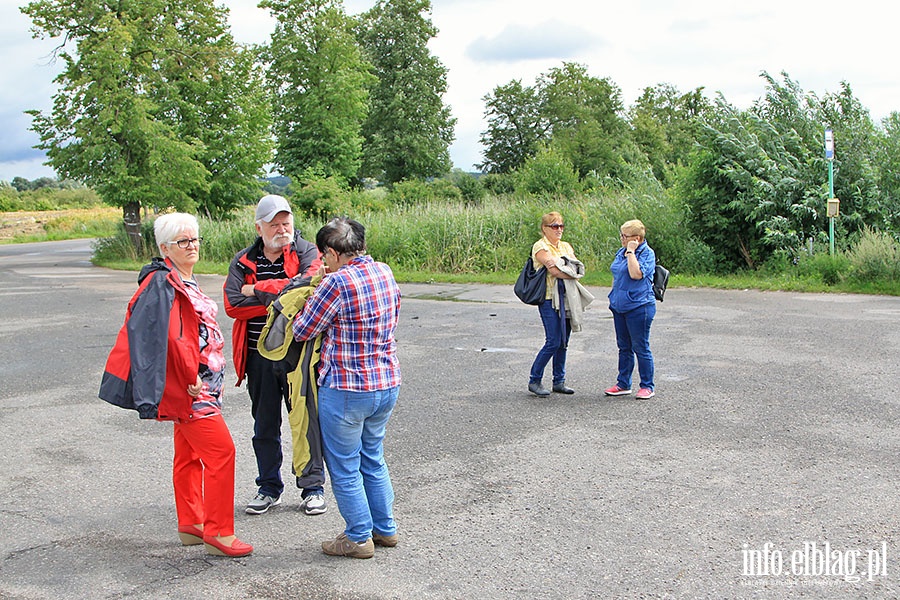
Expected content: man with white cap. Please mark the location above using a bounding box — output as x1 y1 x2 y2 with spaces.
223 194 328 516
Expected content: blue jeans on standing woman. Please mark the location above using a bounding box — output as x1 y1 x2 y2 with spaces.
530 293 571 386
318 382 399 543
611 302 656 391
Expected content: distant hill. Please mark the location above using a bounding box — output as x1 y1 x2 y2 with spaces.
262 175 291 195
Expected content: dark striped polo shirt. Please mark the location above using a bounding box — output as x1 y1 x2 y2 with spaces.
247 254 286 354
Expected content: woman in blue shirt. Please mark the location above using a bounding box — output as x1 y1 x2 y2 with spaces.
605 220 656 399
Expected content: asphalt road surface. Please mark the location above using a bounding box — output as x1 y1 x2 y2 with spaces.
1 239 898 599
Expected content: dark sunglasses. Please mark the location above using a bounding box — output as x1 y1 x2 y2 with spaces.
546 223 565 230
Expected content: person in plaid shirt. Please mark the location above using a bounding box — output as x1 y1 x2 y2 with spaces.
292 217 401 559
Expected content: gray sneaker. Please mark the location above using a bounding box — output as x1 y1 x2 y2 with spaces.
299 491 327 516
528 382 550 397
246 492 281 515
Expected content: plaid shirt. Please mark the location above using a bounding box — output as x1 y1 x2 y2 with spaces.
292 255 401 391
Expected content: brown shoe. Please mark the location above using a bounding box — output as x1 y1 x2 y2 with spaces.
372 531 398 547
322 532 374 559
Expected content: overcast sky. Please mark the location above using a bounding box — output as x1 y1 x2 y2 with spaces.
2 0 896 182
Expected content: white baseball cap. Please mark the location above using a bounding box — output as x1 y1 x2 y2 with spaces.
255 194 292 223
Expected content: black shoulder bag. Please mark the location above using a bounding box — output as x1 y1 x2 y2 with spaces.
514 257 547 305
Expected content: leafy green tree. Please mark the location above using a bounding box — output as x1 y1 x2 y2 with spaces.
22 0 271 250
357 0 455 183
478 79 549 174
540 62 636 181
629 83 710 186
874 112 900 232
480 62 643 183
11 177 31 192
261 0 374 187
815 81 881 234
173 43 272 219
680 73 826 269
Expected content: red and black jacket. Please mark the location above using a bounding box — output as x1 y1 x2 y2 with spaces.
99 258 200 421
222 231 321 385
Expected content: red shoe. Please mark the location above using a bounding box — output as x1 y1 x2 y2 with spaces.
203 535 253 557
636 387 655 399
178 524 203 546
604 385 632 396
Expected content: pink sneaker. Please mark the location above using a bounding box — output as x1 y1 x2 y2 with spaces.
604 385 632 396
636 388 655 399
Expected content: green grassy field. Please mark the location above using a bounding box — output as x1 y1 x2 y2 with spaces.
5 205 899 296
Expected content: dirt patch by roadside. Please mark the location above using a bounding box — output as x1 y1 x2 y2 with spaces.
0 208 120 242
0 211 58 241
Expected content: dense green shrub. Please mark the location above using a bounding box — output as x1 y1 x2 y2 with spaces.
388 178 461 206
480 173 515 195
514 146 580 197
0 186 102 211
447 170 486 204
387 179 432 206
346 187 392 213
804 252 850 285
428 179 463 202
845 229 900 284
291 176 352 219
0 189 20 212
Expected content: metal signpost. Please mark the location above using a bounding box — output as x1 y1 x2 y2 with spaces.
824 128 838 255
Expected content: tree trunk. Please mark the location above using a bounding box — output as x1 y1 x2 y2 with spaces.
122 202 143 257
737 234 755 270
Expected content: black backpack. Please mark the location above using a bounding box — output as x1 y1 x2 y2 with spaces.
653 264 670 302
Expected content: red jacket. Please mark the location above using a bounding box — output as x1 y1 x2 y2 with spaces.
99 258 200 421
223 231 321 385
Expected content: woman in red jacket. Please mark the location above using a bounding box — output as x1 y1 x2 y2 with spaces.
100 213 251 557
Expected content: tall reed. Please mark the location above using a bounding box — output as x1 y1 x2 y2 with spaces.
93 189 689 280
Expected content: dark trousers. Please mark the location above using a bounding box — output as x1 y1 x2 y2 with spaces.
246 351 323 498
246 351 286 497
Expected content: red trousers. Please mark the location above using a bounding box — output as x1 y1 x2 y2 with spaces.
172 414 236 537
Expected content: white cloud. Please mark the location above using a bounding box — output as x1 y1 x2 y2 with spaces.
0 158 58 182
466 20 600 62
2 0 897 182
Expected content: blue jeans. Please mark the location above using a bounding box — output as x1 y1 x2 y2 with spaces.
318 384 399 543
530 297 571 386
611 302 656 390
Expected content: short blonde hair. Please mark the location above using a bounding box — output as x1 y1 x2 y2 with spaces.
154 213 199 253
541 212 563 228
620 219 645 238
